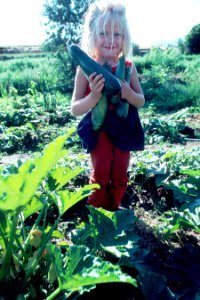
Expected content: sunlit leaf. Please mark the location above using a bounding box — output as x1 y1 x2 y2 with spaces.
47 244 137 299
0 129 75 211
55 184 99 216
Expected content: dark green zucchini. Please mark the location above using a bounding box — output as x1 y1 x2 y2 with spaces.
116 55 125 80
110 55 125 104
68 44 121 96
91 92 108 130
116 65 131 118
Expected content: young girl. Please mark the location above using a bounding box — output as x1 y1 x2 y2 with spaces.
71 0 145 211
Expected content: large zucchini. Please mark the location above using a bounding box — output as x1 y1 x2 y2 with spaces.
116 65 131 118
68 44 121 96
91 92 108 130
110 55 125 104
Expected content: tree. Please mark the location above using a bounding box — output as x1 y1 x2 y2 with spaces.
185 24 200 54
42 0 95 93
43 0 94 50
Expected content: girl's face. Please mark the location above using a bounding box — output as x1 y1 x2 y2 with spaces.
94 21 123 64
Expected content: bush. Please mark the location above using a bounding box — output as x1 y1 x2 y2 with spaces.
185 24 200 54
135 48 200 112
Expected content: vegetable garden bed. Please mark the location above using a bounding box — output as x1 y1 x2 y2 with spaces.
0 132 199 299
0 49 199 299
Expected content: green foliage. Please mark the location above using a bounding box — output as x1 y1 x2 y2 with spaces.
159 201 200 237
134 48 200 112
0 55 56 96
129 144 200 229
71 206 139 257
0 130 73 211
0 131 138 299
0 51 76 96
0 44 200 300
143 116 184 144
1 46 199 114
53 47 75 93
0 112 75 154
46 244 136 300
185 23 200 54
0 86 75 154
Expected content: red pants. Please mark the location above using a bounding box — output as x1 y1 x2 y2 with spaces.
88 131 130 211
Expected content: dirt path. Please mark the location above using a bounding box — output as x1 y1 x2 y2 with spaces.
0 140 199 167
0 153 32 166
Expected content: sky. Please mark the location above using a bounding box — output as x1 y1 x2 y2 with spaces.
0 0 200 48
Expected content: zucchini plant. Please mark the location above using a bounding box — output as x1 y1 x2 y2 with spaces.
0 128 137 299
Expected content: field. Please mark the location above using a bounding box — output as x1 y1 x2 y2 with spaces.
0 48 200 300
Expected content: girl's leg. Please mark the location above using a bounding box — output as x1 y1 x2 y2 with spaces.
88 131 113 210
109 148 130 210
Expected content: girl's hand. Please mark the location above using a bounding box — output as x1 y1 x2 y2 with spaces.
121 81 132 101
120 80 145 108
89 72 105 98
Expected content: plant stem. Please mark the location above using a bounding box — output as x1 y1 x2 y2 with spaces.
25 217 60 279
41 204 48 231
23 207 45 251
0 224 8 248
46 287 61 300
0 212 19 281
15 235 28 261
19 212 27 241
47 288 74 300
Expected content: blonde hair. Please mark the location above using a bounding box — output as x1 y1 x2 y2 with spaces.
81 0 132 59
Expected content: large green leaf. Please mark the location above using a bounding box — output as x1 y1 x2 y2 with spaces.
63 245 137 289
48 165 83 191
71 207 140 258
55 184 99 216
47 244 137 299
0 128 75 211
22 193 44 220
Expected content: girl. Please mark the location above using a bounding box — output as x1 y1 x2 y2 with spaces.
71 0 145 211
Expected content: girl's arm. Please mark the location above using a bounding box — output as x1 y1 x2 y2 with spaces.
121 62 145 108
71 67 105 116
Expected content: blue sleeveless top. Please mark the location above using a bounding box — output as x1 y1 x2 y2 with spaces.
76 62 144 153
77 104 144 153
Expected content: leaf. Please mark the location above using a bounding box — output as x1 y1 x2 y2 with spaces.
54 184 99 216
51 230 65 239
23 193 44 220
180 169 200 177
0 128 75 211
88 206 138 246
72 207 140 258
89 206 135 232
183 207 200 228
49 166 83 191
48 244 137 297
167 179 198 204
